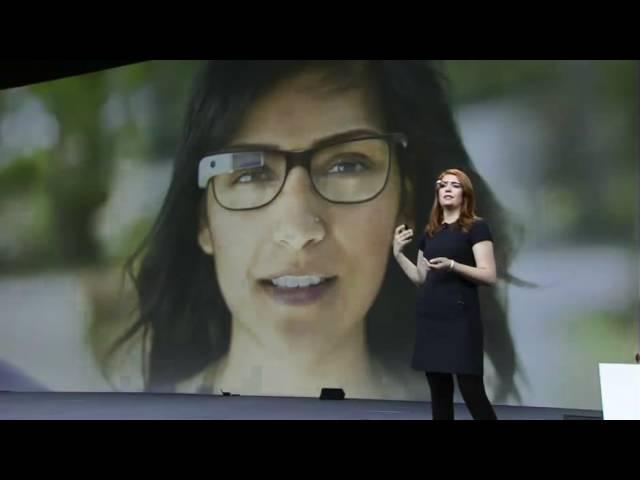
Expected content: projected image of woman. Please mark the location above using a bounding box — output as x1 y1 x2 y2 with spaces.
109 61 520 401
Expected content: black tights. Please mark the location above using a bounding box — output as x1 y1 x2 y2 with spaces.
425 372 497 420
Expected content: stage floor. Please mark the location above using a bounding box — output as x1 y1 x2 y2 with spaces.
0 392 602 420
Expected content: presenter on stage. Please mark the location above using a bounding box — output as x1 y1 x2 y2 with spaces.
394 168 498 420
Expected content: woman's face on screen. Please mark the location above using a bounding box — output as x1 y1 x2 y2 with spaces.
197 70 404 355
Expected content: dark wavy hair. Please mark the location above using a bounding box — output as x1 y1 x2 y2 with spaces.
109 60 522 401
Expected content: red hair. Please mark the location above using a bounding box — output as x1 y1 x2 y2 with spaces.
425 169 478 237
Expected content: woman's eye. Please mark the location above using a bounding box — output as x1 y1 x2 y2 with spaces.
327 154 371 174
233 168 273 184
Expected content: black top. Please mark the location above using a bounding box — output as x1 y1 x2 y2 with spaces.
412 218 493 374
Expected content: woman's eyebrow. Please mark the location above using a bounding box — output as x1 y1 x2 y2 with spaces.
226 128 383 152
311 128 383 149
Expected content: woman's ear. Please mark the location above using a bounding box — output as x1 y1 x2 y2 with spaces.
198 223 214 256
397 175 415 229
198 194 215 256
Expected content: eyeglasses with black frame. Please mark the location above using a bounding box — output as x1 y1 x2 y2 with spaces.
197 132 408 211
